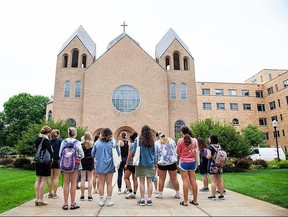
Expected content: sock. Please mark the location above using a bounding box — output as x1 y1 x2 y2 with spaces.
175 190 179 196
100 196 104 202
129 189 133 193
158 191 163 196
107 196 112 202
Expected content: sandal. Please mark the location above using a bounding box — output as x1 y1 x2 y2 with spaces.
70 203 80 210
62 204 68 210
180 201 188 206
190 200 199 205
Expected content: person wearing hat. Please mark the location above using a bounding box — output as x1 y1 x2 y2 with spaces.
155 131 180 200
34 125 53 206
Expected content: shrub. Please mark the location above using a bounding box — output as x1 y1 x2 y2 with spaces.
13 157 31 168
223 158 238 172
0 158 14 166
23 161 36 170
279 160 288 169
234 158 252 171
253 159 268 169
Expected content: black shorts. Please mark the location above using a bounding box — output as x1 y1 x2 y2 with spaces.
127 165 135 174
157 162 177 171
51 160 60 169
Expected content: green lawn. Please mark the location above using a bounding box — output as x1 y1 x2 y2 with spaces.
0 168 287 214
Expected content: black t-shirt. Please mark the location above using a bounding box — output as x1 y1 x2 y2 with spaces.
121 140 129 159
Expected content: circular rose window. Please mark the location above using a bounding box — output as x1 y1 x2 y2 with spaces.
112 85 140 112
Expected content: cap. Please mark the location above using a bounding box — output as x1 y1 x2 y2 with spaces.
157 131 165 137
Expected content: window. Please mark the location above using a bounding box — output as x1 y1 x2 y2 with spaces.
216 103 225 110
72 50 79 68
181 83 187 100
215 89 224 96
257 104 265 111
203 103 212 110
286 96 288 105
228 89 237 96
282 129 285 137
183 58 189 70
269 73 272 80
64 81 70 98
271 116 278 122
48 110 52 121
275 84 278 91
267 87 273 95
170 83 176 100
241 89 249 96
278 99 281 107
202 88 210 96
255 90 263 98
165 56 170 70
81 55 87 68
259 118 267 126
75 81 81 98
112 85 140 112
280 114 283 121
243 104 251 110
284 80 288 88
67 118 76 127
232 118 239 125
264 132 269 140
174 120 185 135
273 130 280 138
173 52 180 70
230 103 238 110
269 101 276 110
63 55 68 68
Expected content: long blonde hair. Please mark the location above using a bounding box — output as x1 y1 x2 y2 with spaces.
160 136 169 144
83 131 93 149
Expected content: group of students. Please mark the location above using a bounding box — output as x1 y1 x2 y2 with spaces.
34 124 225 210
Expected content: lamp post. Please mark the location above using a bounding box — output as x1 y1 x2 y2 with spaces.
272 120 280 161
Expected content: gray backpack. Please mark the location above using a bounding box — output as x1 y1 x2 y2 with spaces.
34 138 51 164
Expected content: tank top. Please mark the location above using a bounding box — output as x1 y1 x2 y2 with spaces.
120 140 129 159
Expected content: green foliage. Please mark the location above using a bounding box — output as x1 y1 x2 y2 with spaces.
13 157 31 168
241 124 267 147
16 119 87 156
252 159 268 169
3 93 49 147
191 118 251 158
267 160 288 169
234 158 252 170
0 146 17 158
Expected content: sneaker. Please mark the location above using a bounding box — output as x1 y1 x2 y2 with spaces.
117 189 122 195
99 201 105 207
125 192 135 199
147 200 153 206
123 188 129 194
154 189 159 194
47 193 53 199
208 195 216 201
174 194 180 199
107 200 114 207
88 195 93 201
80 195 85 201
218 195 225 200
216 190 227 195
137 199 145 206
52 194 59 199
155 194 163 199
199 187 209 192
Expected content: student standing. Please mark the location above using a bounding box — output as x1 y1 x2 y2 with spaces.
117 132 129 194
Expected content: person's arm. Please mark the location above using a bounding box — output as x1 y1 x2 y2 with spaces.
206 149 212 159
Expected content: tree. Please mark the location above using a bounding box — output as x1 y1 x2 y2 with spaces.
17 119 87 156
3 93 49 147
191 118 251 158
0 112 8 148
241 124 267 147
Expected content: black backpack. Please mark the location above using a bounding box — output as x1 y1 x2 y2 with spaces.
35 138 51 164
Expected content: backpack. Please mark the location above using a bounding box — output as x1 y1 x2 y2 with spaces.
60 139 78 172
34 138 51 164
212 145 227 167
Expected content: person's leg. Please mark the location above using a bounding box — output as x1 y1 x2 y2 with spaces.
34 176 40 203
106 173 114 206
87 170 93 197
48 169 54 196
63 173 70 206
70 170 79 205
216 174 225 195
139 177 145 198
188 170 198 204
179 169 189 205
93 170 99 193
169 169 180 197
209 174 217 197
124 169 132 190
80 170 86 198
154 168 159 193
201 174 209 189
53 169 61 196
38 176 48 203
147 176 153 198
132 172 138 194
117 162 125 193
156 169 166 198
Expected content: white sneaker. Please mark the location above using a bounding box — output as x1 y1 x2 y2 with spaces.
154 189 159 194
107 201 114 207
117 190 122 195
99 201 104 207
174 194 180 199
155 194 163 199
125 192 135 199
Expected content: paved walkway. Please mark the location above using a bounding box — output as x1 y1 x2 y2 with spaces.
1 174 288 216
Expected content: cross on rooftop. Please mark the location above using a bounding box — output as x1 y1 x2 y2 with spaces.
121 21 128 33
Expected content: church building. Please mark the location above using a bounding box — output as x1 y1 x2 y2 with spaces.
46 25 198 139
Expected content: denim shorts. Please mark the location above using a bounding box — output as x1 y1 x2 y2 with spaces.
179 161 196 171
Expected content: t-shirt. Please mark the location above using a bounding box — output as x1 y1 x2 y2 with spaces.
177 137 198 163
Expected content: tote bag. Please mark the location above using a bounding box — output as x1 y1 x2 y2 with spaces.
112 140 121 169
133 137 140 166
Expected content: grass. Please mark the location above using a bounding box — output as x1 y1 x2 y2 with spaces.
0 168 287 214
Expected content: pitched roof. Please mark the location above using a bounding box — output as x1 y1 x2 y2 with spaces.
155 28 191 59
106 32 139 50
58 25 96 57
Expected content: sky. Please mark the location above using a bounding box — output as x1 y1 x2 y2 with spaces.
0 0 288 111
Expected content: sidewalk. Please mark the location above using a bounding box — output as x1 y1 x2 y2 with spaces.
1 174 288 216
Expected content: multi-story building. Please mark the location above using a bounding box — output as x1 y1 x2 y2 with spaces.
46 25 288 151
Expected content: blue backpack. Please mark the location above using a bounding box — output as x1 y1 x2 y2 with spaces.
60 140 78 172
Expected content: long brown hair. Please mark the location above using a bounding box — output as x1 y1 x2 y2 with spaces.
100 128 113 142
139 125 154 147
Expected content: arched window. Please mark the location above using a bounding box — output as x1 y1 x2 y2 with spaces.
63 55 68 68
181 83 187 100
75 81 81 98
72 50 79 68
173 52 180 70
112 85 140 112
48 110 52 121
165 56 170 70
174 120 185 135
81 55 87 68
67 118 76 127
232 118 239 125
170 82 176 100
184 57 189 70
64 81 70 98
